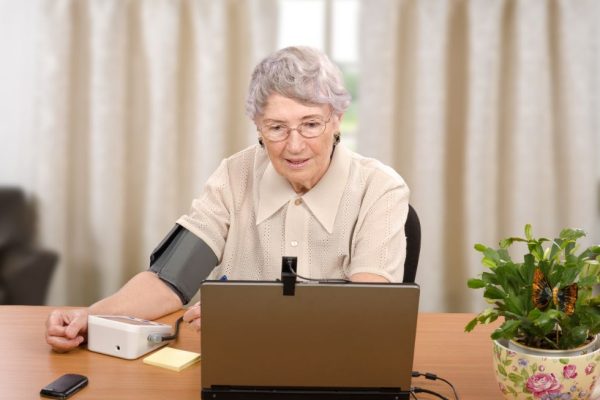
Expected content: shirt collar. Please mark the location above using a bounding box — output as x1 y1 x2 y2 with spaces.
256 144 352 234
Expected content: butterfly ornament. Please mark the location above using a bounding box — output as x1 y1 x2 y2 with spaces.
531 268 578 316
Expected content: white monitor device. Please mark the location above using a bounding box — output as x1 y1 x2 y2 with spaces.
87 315 173 360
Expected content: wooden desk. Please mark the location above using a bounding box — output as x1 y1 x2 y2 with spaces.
0 307 501 399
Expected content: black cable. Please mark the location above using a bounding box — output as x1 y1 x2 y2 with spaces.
434 376 458 400
412 371 459 400
411 387 450 400
286 264 350 283
147 316 184 343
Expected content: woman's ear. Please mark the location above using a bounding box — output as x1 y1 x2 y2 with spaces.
332 112 344 131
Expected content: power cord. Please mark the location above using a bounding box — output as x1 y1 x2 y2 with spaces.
147 316 184 343
411 387 449 400
411 370 459 400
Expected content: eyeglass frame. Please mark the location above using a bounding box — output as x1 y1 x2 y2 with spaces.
257 112 334 143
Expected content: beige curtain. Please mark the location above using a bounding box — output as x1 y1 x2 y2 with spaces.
359 0 600 312
17 0 277 306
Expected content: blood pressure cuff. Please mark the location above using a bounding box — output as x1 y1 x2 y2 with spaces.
149 224 218 305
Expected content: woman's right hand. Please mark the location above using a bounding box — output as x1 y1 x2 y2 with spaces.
45 308 89 352
182 301 201 333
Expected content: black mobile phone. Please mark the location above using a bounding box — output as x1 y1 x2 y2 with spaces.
40 374 88 399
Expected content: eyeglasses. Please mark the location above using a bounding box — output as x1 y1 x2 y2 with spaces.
259 113 332 142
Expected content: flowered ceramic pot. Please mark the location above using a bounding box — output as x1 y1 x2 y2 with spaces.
493 338 600 399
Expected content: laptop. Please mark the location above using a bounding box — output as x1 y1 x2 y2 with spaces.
200 280 420 399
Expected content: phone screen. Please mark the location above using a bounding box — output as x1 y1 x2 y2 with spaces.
40 374 88 399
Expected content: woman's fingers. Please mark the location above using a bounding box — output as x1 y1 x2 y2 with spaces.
183 302 201 333
45 309 89 352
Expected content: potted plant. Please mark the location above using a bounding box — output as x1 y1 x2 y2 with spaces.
466 224 600 399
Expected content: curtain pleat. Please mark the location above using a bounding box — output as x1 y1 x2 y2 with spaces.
359 0 600 312
29 0 277 306
34 0 77 305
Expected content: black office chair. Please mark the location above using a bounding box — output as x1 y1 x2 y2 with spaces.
0 187 58 305
402 204 421 283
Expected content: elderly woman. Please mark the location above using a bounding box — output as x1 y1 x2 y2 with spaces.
45 46 409 352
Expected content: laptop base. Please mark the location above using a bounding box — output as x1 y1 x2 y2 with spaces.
202 386 410 399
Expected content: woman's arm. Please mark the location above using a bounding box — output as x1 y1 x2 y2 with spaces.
350 272 389 282
46 271 182 352
88 271 183 318
348 185 409 282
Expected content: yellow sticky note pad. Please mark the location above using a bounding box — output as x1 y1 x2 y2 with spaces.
143 347 201 372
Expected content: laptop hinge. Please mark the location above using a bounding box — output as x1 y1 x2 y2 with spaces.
202 386 410 399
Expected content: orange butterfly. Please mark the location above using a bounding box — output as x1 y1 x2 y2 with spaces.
531 268 578 315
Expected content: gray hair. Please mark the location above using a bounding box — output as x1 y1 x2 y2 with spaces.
245 46 351 119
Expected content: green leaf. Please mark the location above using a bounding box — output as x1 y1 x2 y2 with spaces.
548 240 562 262
524 253 535 265
530 363 538 374
559 358 569 365
497 248 511 262
500 237 528 248
492 319 521 340
482 257 497 268
559 228 586 242
519 258 536 287
559 267 580 286
477 308 499 322
484 313 499 325
474 243 488 252
589 245 600 255
466 309 500 332
464 317 478 332
467 278 486 289
508 373 523 384
528 242 545 261
527 308 542 320
481 272 498 285
581 261 600 284
505 295 524 315
531 309 560 329
484 286 506 300
525 224 532 240
578 275 598 287
563 326 588 347
497 364 508 377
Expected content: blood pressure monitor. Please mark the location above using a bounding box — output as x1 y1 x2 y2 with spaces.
88 315 174 359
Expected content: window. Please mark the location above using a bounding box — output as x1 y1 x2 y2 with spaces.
277 0 360 149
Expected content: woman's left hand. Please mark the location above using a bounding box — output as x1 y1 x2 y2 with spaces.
183 301 201 333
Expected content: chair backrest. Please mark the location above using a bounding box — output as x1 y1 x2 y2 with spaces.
0 187 58 305
402 204 421 283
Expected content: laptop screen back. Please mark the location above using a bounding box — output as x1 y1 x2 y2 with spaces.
200 281 420 391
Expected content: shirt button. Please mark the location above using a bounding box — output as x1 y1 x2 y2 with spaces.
294 198 303 206
291 240 298 247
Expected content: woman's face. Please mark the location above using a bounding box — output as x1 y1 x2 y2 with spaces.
257 94 341 194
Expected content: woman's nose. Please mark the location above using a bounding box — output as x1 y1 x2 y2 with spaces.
285 129 306 152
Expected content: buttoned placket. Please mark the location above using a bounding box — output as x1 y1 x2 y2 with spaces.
284 196 306 277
